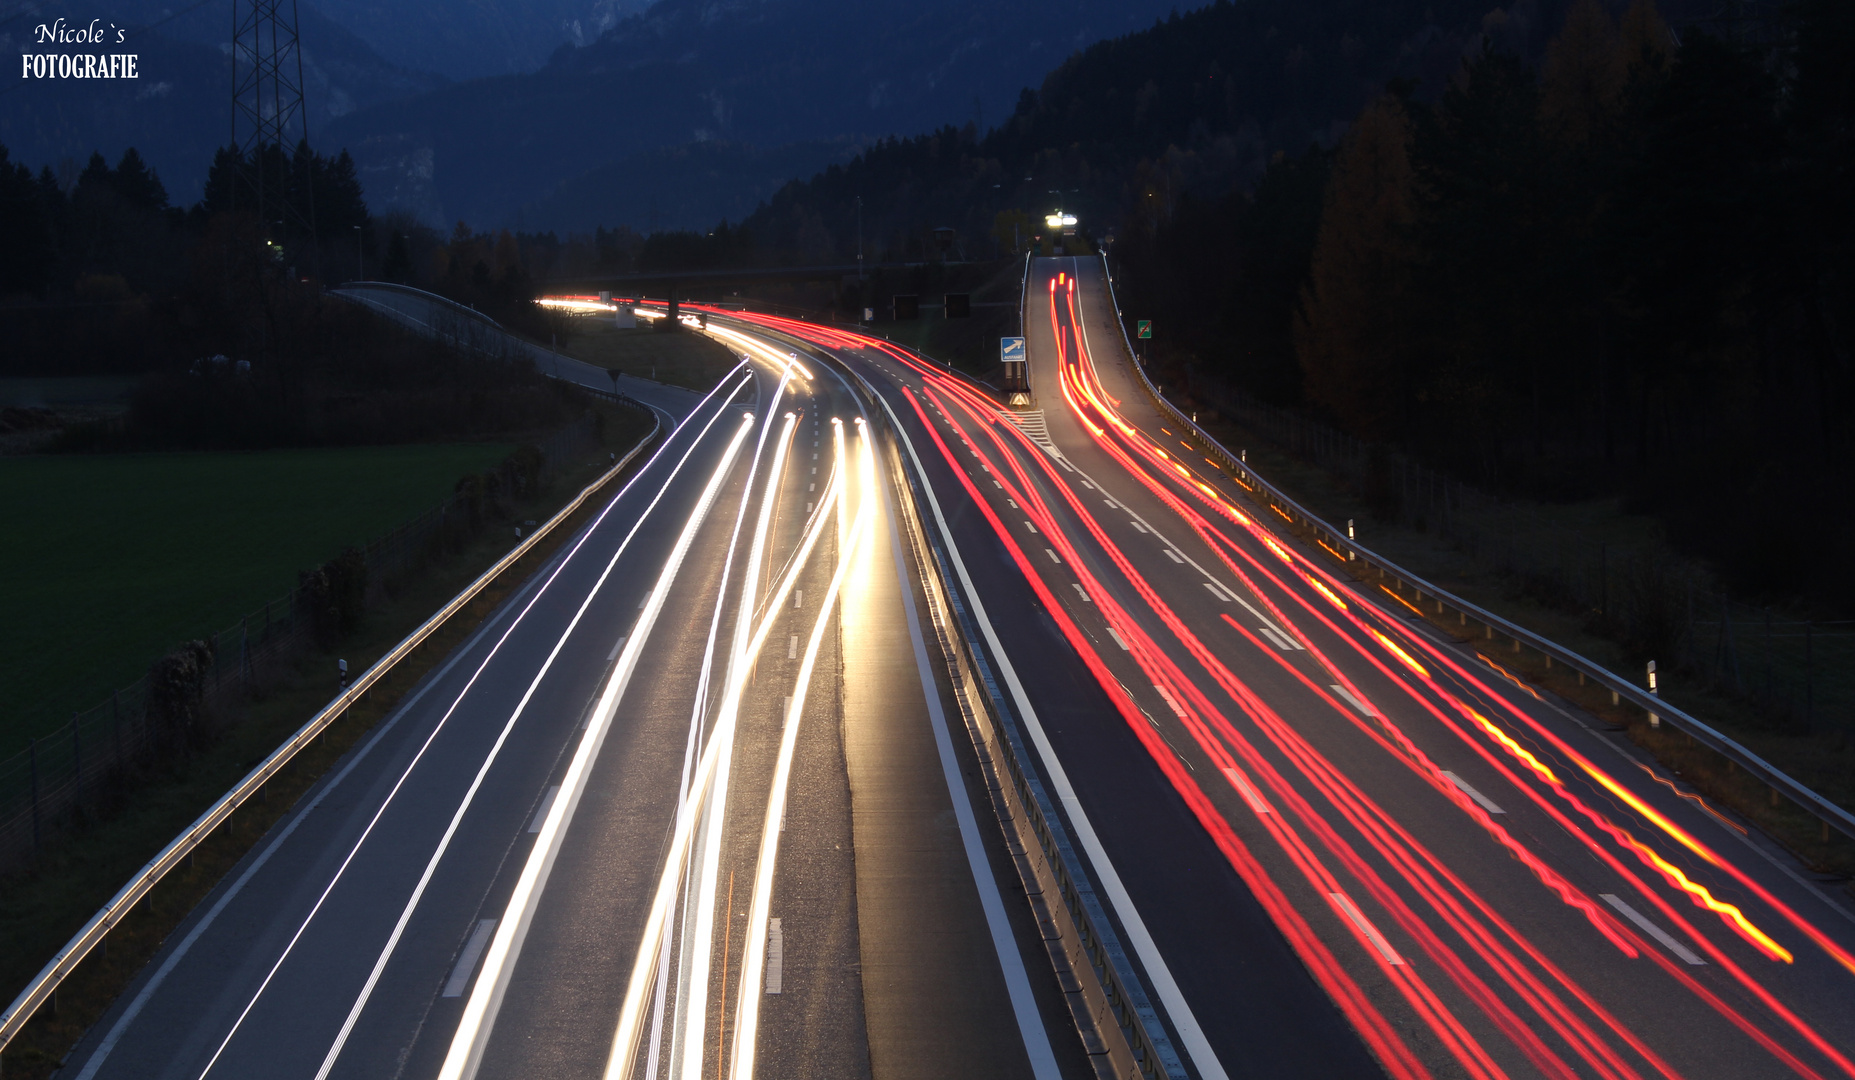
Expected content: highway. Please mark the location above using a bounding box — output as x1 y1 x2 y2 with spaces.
694 258 1855 1080
49 266 1855 1080
59 318 1076 1079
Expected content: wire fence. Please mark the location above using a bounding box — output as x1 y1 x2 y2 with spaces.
0 413 609 877
1192 381 1851 737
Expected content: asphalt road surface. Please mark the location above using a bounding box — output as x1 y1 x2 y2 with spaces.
60 320 1077 1079
698 259 1855 1080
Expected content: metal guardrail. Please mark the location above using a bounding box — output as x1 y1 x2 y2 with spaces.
883 430 1183 1080
1095 254 1855 847
0 414 664 1058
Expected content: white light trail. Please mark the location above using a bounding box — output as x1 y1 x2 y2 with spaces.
729 425 873 1080
603 434 845 1080
677 393 797 1080
435 413 757 1080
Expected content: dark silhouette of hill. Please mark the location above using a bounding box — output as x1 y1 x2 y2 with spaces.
320 0 1193 230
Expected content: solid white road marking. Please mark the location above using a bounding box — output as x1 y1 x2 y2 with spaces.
443 921 498 998
527 787 560 833
1220 768 1272 814
1442 771 1504 815
874 454 1063 1080
1601 894 1706 965
1330 893 1404 965
1329 684 1377 717
765 919 783 994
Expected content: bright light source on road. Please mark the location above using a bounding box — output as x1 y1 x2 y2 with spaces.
1044 213 1077 229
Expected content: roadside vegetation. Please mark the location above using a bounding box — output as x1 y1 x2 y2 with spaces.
0 443 511 750
0 414 653 1078
560 318 742 392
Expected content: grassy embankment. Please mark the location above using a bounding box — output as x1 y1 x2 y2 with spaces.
560 319 742 392
0 407 653 1079
0 445 513 751
1178 403 1855 885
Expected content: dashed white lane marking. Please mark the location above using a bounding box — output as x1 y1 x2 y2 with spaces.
992 480 1003 488
1081 480 1095 490
1024 520 1038 534
1102 498 1117 508
1202 579 1237 602
1258 625 1299 651
1601 894 1706 965
1073 584 1092 603
765 918 784 994
528 787 560 833
787 634 799 659
607 635 628 662
1007 499 1019 508
1045 548 1061 563
1330 893 1404 965
1329 684 1378 717
1131 520 1148 533
1220 768 1273 814
795 590 804 608
1153 685 1187 718
1442 771 1505 814
1163 549 1183 563
442 920 498 998
1107 627 1130 650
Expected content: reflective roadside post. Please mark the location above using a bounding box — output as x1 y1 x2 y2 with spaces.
1347 518 1356 561
1647 660 1660 728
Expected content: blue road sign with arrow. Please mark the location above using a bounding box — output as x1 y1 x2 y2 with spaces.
1001 337 1026 363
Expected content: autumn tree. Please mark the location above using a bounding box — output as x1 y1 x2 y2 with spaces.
1296 93 1416 442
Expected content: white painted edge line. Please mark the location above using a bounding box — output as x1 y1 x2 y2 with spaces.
1328 684 1378 718
1440 772 1504 815
877 394 1227 1080
442 920 498 998
876 425 1062 1080
765 919 783 995
1219 769 1272 815
1329 893 1404 966
1601 894 1706 965
528 787 561 833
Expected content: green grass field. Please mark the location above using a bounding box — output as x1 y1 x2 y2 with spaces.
0 444 510 751
561 321 742 392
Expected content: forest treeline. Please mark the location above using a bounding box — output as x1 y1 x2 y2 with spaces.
1119 0 1854 605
